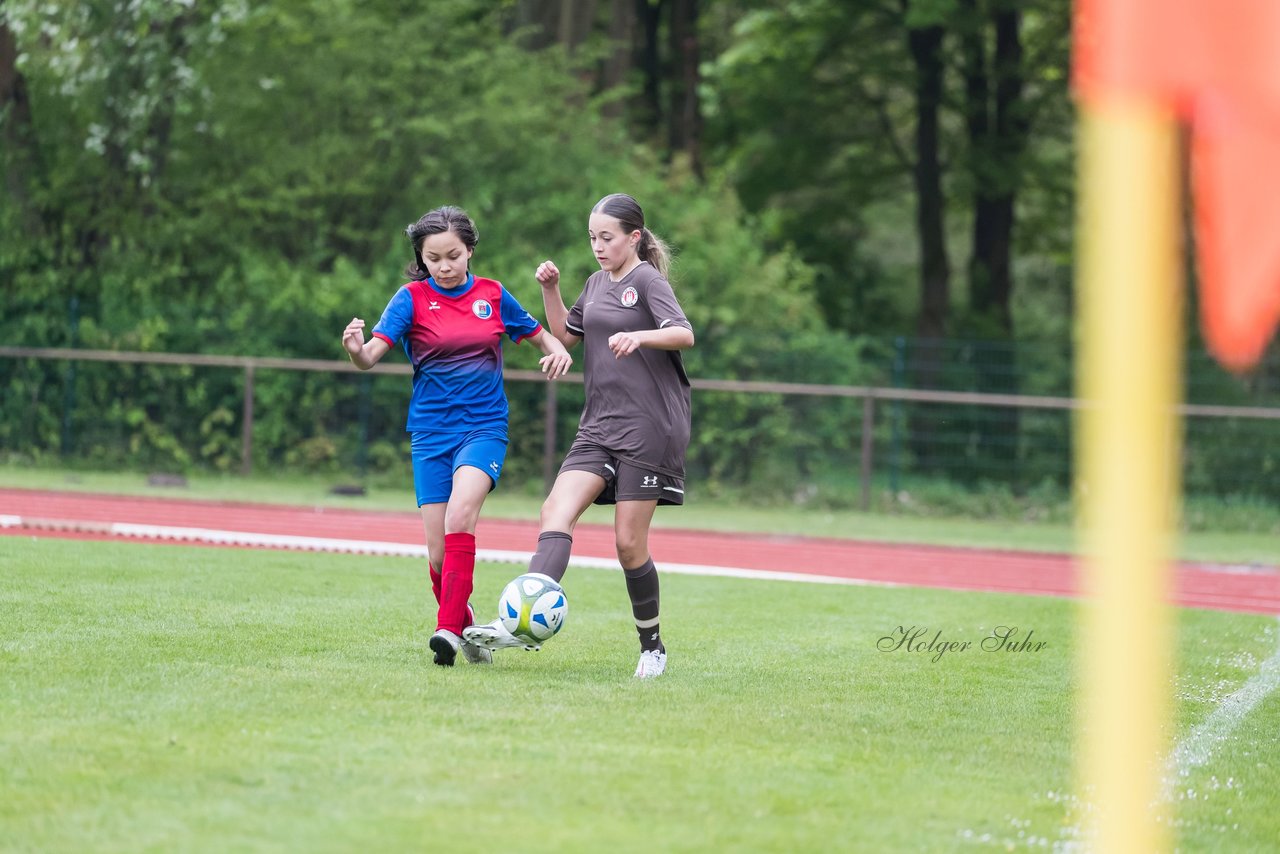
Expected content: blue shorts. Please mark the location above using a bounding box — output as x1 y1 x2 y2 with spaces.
410 428 508 506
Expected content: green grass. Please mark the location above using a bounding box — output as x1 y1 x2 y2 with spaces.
3 464 1280 566
1 538 1276 852
1172 691 1280 852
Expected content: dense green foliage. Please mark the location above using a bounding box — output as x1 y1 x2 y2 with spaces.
1 0 1277 505
0 0 872 492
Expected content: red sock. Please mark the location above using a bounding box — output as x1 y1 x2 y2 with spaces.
437 532 476 634
429 564 442 604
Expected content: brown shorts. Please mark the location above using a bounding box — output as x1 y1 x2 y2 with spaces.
558 440 685 506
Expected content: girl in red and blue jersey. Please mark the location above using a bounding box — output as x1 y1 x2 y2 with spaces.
342 206 572 667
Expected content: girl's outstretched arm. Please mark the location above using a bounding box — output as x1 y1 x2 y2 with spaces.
342 317 391 370
529 328 573 379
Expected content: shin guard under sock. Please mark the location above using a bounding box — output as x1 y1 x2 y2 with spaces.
437 532 476 634
624 558 663 652
429 564 442 605
528 531 573 583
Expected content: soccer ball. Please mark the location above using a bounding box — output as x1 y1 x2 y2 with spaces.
498 572 568 645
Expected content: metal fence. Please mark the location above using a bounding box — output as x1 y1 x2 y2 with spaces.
2 345 1279 508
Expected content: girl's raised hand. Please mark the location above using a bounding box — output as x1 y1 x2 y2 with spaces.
535 260 560 290
342 317 366 355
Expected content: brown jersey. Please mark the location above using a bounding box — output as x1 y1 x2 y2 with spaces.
564 262 693 476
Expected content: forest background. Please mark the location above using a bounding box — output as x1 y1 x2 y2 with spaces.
1 0 1276 518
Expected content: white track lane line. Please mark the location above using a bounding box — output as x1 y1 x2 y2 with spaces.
10 517 898 588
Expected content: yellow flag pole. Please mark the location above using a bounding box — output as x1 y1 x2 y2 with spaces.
1076 99 1183 852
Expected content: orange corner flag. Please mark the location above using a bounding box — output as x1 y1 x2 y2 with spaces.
1076 0 1280 371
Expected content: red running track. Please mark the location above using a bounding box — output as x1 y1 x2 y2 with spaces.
1 488 1276 615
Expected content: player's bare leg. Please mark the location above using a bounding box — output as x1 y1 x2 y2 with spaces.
463 470 604 651
528 469 607 581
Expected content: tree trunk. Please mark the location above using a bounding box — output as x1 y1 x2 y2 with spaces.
967 2 1022 334
600 0 635 117
908 24 950 344
962 1 1027 483
666 0 702 175
557 0 597 54
0 14 38 233
143 12 197 193
905 19 951 474
508 0 558 50
635 0 665 134
509 0 594 51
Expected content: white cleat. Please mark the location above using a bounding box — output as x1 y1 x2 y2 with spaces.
462 619 540 651
634 649 667 679
429 629 461 666
459 638 493 665
459 605 493 665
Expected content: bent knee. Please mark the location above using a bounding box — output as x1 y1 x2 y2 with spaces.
443 507 480 535
615 537 648 567
540 496 576 531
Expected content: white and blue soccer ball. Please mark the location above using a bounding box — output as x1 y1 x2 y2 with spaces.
498 572 568 645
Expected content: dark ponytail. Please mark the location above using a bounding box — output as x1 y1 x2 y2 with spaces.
637 227 671 279
404 205 478 280
592 193 672 279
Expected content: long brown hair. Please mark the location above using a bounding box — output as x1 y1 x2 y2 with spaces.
592 193 671 279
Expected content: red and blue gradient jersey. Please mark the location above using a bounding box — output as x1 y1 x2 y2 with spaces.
371 274 542 434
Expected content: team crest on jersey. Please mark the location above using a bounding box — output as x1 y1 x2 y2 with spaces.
620 286 639 307
472 299 493 319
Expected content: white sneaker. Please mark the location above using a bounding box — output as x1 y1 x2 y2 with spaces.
458 605 492 665
634 649 667 679
459 639 493 665
429 629 461 666
462 619 540 651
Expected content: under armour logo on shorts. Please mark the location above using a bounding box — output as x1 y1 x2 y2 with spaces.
642 475 658 487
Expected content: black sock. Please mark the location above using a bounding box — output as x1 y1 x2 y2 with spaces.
529 531 573 583
624 558 663 652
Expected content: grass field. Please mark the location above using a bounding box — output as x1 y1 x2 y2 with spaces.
2 537 1276 852
3 465 1279 566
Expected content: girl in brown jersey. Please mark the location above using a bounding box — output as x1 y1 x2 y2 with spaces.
465 193 695 678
